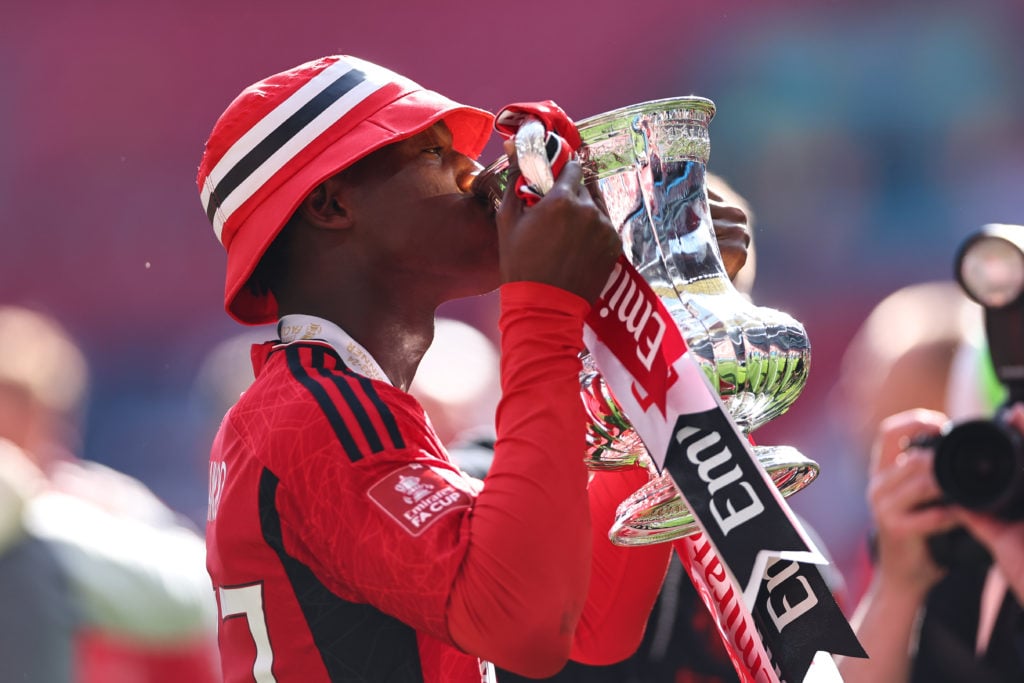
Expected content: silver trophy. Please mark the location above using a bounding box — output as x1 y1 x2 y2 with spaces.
475 97 818 546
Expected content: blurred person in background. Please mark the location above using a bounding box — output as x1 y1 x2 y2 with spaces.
831 278 1024 681
826 280 985 604
0 305 219 682
408 317 501 480
189 326 275 458
837 405 1024 683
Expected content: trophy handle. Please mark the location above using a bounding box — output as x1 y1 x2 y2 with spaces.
514 117 555 196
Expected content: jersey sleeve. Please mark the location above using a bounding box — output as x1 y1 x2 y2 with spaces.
445 282 600 677
570 467 672 665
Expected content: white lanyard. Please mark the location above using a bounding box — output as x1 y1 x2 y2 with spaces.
277 314 392 386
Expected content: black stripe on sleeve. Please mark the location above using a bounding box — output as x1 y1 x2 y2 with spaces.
285 346 364 462
206 68 368 222
351 373 406 450
310 346 385 452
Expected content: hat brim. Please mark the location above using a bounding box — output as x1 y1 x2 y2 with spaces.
223 91 494 325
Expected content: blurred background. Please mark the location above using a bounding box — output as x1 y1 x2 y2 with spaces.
3 0 1022 604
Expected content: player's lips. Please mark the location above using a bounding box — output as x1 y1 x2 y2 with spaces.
469 185 498 224
469 163 508 218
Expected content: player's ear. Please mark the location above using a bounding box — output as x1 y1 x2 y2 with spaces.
298 176 353 231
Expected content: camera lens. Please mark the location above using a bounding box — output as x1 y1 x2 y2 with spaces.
933 419 1024 519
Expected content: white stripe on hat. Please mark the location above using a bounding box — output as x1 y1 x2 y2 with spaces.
202 57 393 243
201 59 356 218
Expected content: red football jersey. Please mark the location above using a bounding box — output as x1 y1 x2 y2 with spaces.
206 284 670 682
207 335 488 681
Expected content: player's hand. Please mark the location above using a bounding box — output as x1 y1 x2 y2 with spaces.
707 182 751 282
496 143 620 304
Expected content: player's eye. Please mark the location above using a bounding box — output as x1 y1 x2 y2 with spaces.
423 146 444 158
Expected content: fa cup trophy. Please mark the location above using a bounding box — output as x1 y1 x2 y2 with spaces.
476 97 818 546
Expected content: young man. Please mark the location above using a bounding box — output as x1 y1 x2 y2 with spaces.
197 54 721 682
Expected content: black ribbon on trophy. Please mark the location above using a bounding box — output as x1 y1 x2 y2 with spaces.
483 100 866 682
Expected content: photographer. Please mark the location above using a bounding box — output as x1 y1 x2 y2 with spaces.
837 404 1024 682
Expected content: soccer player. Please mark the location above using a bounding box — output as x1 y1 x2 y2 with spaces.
196 54 727 682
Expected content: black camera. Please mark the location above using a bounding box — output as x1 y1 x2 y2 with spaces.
931 417 1024 520
931 224 1024 521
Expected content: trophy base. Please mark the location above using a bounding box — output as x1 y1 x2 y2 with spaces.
608 445 819 547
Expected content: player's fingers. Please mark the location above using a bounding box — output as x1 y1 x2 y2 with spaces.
549 160 584 196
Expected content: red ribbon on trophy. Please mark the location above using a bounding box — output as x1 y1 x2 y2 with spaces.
494 102 866 683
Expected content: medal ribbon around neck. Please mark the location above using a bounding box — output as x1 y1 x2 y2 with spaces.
277 314 392 385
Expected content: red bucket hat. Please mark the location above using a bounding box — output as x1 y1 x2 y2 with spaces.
197 55 494 324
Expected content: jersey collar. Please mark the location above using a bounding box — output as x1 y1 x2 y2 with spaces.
276 314 392 386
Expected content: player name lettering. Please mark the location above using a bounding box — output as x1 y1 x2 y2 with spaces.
675 425 765 535
403 486 463 528
598 261 667 372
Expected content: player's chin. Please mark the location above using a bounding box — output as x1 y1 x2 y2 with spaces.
449 269 501 299
449 244 501 294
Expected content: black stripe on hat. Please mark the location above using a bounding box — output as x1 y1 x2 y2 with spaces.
206 67 369 223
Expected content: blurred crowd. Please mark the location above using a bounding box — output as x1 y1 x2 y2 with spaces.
0 306 220 681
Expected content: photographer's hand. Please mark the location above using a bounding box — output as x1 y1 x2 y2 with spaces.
869 409 960 594
840 409 960 683
955 403 1024 604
